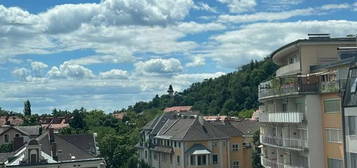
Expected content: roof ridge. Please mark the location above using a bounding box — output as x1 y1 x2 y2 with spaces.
182 118 199 140
162 118 180 135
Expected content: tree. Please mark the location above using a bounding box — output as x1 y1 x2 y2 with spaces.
69 109 86 130
23 100 31 116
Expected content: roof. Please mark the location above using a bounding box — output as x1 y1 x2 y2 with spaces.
231 119 259 135
185 144 211 155
271 37 356 59
15 126 41 136
163 106 192 113
156 117 235 141
38 132 97 161
0 116 23 126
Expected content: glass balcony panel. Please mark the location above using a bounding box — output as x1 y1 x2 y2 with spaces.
259 112 304 123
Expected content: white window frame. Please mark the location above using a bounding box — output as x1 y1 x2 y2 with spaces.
326 128 343 143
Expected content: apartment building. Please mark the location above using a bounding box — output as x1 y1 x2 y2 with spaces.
137 110 258 168
342 48 357 168
258 34 356 168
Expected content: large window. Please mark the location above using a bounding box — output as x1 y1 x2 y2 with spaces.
190 155 196 165
197 155 207 165
324 99 341 113
232 160 240 168
326 128 343 143
232 144 240 151
212 154 218 165
328 158 343 168
348 116 357 135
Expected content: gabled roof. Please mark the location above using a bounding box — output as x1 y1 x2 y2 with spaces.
15 126 41 136
163 106 192 113
38 132 97 161
231 119 259 135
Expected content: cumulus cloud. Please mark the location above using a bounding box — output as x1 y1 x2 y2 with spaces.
203 20 357 68
135 58 183 75
99 69 129 79
218 0 256 13
47 62 95 79
12 68 30 80
31 61 48 71
193 2 218 13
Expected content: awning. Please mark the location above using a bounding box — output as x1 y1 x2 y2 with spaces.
192 149 211 155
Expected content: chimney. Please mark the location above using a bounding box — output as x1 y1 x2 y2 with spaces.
49 128 55 143
13 136 24 151
51 142 58 161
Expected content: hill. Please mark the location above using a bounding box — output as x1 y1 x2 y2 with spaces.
123 57 278 116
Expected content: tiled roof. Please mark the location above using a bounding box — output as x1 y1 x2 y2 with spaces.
15 126 41 136
163 106 192 113
38 132 97 161
0 116 23 126
113 113 126 120
231 119 259 135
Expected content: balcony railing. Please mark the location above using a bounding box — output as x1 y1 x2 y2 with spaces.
260 136 307 150
259 76 320 100
276 62 301 77
259 112 304 123
261 158 305 168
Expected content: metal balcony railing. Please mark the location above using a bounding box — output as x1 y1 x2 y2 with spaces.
258 76 320 100
260 136 307 150
259 112 304 123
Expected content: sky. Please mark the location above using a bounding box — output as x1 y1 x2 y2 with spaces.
0 0 357 114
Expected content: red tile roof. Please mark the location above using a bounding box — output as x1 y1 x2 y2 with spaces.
113 112 126 120
0 116 23 126
163 106 192 113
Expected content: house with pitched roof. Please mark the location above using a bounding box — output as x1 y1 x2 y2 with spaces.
0 129 105 168
137 111 258 168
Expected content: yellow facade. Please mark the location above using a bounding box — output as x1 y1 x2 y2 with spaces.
320 93 344 168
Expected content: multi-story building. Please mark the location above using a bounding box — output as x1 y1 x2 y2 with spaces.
137 110 258 168
341 48 357 168
258 34 356 168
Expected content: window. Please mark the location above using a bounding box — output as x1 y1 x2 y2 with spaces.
212 154 218 165
212 141 217 147
145 151 147 159
177 155 180 166
288 55 297 64
232 144 240 151
349 116 357 135
4 134 9 143
232 161 240 168
178 142 181 148
174 141 177 147
328 158 343 168
326 128 343 143
351 78 357 94
324 99 341 113
351 153 357 168
282 103 287 112
197 155 207 165
154 152 158 161
190 155 196 165
15 134 20 138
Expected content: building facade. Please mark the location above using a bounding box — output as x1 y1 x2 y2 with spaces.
258 34 356 168
137 111 257 168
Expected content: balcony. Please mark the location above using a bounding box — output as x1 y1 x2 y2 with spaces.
258 76 319 100
320 79 347 93
261 157 305 168
276 62 300 77
259 112 304 123
260 136 307 150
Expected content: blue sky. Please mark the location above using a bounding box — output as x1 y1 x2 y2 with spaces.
0 0 357 113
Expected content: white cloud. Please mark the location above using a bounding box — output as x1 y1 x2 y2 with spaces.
203 20 357 68
193 2 218 13
218 8 313 23
31 61 48 71
135 58 183 75
186 57 205 67
12 68 30 80
218 0 256 13
99 69 129 79
47 62 95 79
321 3 350 10
260 0 303 11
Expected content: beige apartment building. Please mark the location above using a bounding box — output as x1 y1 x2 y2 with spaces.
137 107 258 168
258 34 356 168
